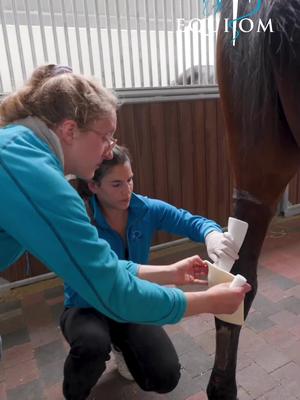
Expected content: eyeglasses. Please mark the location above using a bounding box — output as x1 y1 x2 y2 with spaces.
104 136 118 150
88 128 117 150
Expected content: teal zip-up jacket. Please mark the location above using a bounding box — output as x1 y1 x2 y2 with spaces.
0 124 187 325
64 193 222 308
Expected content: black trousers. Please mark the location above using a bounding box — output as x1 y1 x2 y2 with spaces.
60 307 181 400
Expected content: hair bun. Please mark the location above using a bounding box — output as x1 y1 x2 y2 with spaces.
52 65 73 76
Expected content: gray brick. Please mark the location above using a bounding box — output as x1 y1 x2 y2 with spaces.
35 339 66 368
2 328 30 350
7 380 43 400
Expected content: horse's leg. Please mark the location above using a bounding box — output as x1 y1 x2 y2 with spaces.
207 196 274 400
207 141 300 400
207 28 300 400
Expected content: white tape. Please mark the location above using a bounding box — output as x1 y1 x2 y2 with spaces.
230 274 247 288
217 217 249 272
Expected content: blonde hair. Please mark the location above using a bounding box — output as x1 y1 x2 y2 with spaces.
0 64 118 128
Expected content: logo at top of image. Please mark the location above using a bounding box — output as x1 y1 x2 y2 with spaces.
203 0 271 45
202 0 261 18
177 1 273 46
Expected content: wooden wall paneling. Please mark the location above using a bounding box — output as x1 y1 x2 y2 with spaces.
192 100 207 217
132 103 155 197
149 102 171 244
165 102 182 209
178 101 195 214
27 254 49 276
149 102 168 201
117 104 141 190
0 254 27 281
204 99 219 220
115 106 125 145
0 253 48 282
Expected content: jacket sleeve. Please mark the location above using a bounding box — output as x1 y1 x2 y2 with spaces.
0 144 186 325
148 198 223 242
0 229 25 270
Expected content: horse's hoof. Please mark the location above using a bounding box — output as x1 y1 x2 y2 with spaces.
207 387 238 400
207 374 237 400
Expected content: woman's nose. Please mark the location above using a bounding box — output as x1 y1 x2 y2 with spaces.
122 183 132 194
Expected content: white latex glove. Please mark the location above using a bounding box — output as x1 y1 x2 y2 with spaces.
205 231 239 264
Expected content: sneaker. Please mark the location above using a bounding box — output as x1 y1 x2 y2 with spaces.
112 347 134 381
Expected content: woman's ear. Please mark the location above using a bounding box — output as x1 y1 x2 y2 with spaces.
88 180 98 194
55 119 77 145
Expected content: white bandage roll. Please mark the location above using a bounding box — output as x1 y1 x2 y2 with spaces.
217 217 249 272
228 217 248 250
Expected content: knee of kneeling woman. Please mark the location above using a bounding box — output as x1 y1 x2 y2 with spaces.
71 336 111 361
143 364 181 394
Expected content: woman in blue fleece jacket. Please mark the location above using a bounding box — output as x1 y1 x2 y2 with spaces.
61 145 242 399
0 65 250 400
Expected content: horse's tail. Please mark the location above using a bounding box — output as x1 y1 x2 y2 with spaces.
219 0 300 137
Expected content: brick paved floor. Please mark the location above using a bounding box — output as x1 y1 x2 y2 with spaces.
2 216 300 399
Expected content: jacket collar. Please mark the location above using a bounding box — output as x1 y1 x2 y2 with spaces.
13 116 64 168
90 193 148 230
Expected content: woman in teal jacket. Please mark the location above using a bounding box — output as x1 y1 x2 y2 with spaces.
61 145 242 399
0 65 250 400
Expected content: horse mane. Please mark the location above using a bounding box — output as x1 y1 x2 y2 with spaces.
219 0 300 139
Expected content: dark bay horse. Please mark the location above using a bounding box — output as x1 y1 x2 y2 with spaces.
208 1 300 399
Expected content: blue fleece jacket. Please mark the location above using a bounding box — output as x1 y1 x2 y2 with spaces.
64 193 222 308
0 124 187 325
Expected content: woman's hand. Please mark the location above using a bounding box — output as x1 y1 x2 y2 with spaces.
205 231 239 264
185 282 252 316
171 255 208 286
138 255 208 286
204 282 251 314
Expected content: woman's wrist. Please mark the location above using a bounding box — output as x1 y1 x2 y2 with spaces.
137 264 176 285
184 291 209 316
